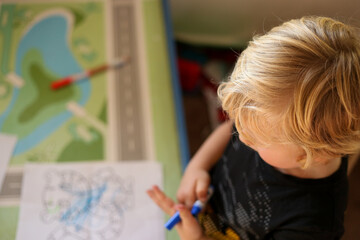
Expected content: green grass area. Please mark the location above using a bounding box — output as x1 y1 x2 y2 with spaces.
57 123 104 162
0 207 19 240
19 58 75 123
57 135 103 162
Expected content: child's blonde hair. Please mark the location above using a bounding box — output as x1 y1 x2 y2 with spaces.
218 16 360 168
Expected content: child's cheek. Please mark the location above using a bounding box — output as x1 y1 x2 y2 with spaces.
257 149 295 169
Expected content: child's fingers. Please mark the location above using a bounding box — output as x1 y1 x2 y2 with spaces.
176 188 187 204
175 204 199 228
176 187 196 208
147 185 176 216
196 177 210 202
184 196 196 209
147 189 175 215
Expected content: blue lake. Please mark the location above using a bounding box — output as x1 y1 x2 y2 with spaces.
0 14 91 155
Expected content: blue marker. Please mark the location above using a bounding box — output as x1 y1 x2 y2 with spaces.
165 186 214 230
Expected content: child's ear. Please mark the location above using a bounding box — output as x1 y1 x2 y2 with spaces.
296 152 309 169
348 151 359 175
296 151 307 162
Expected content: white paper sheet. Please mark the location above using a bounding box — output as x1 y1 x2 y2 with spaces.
16 162 165 240
0 133 17 191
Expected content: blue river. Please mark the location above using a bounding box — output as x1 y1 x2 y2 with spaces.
0 14 91 155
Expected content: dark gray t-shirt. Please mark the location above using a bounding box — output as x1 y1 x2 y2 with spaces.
207 128 348 240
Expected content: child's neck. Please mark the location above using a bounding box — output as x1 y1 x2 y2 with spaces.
277 157 342 179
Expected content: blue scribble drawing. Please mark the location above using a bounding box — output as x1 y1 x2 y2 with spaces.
60 183 107 231
40 168 134 240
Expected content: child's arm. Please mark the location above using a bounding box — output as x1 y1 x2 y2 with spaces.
177 120 233 207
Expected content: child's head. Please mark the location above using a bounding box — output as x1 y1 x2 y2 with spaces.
218 16 360 168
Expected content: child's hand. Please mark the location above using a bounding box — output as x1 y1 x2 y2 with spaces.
147 185 210 240
176 167 211 208
177 121 232 208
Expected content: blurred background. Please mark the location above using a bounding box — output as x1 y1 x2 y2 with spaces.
0 1 358 239
169 0 360 239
